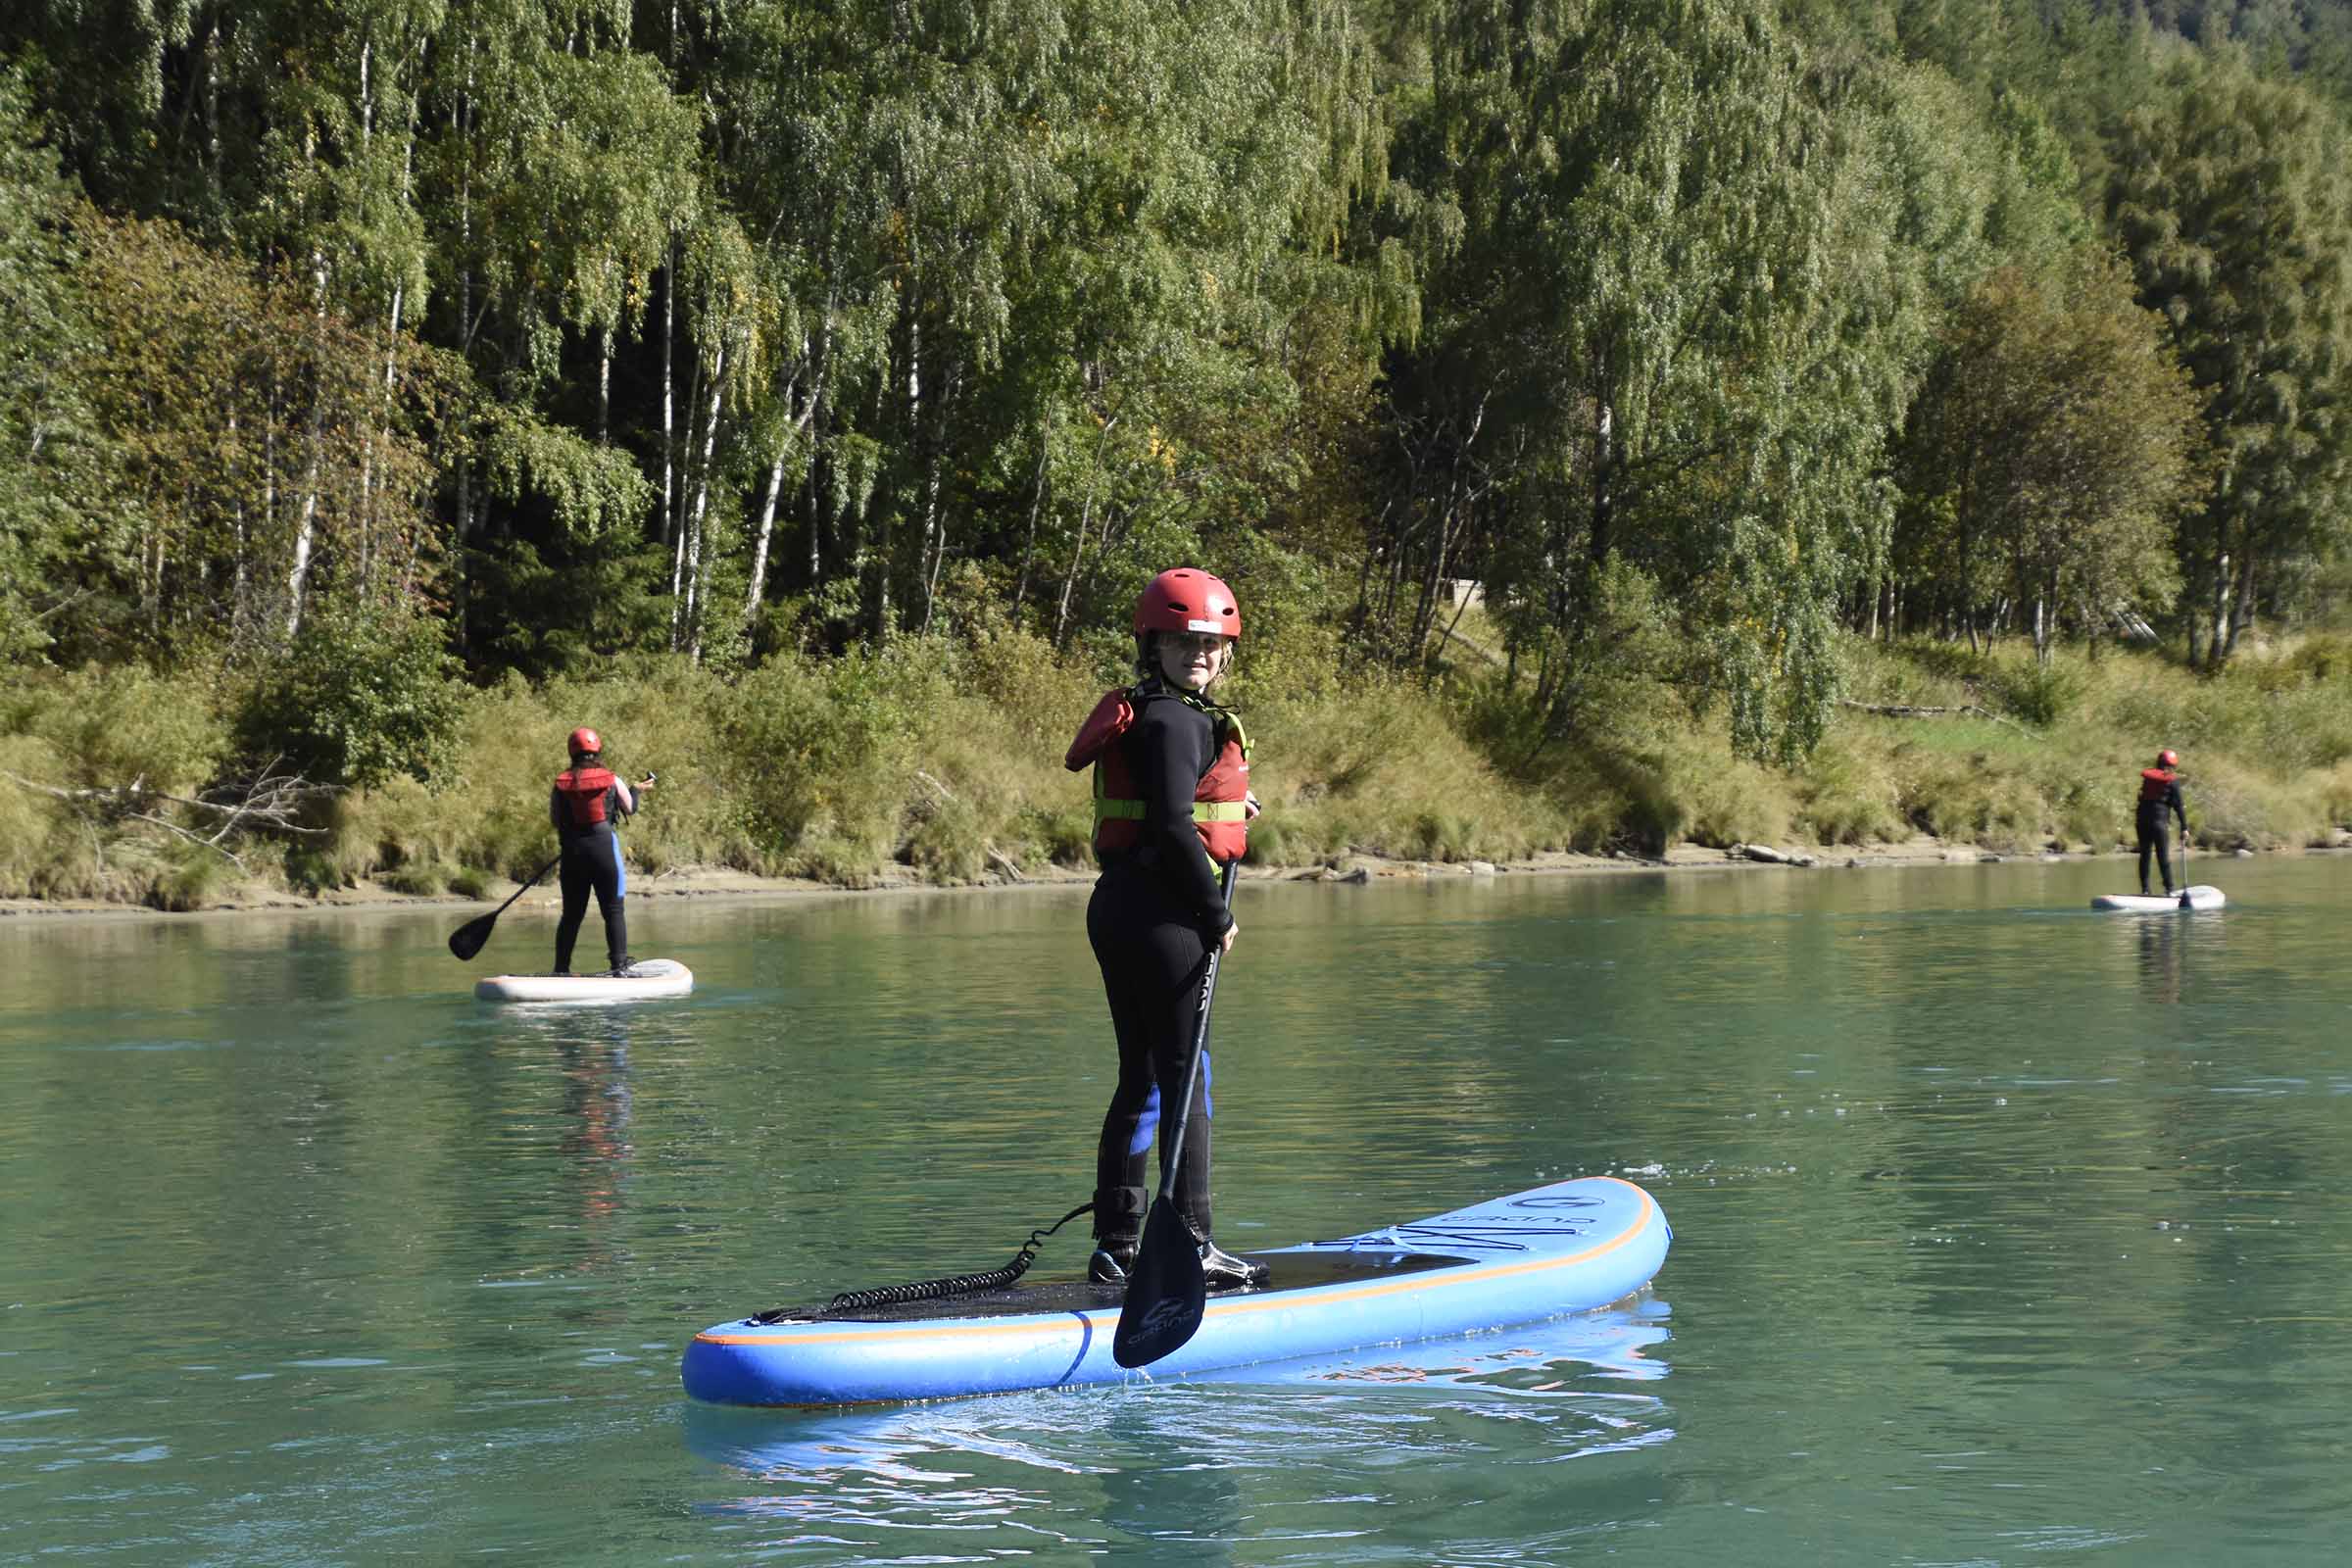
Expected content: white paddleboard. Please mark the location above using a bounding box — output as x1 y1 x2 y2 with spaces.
2091 886 2226 912
474 958 694 1003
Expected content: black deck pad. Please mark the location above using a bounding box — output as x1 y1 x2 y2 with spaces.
778 1248 1471 1326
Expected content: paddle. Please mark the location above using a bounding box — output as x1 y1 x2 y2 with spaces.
447 853 560 961
1113 859 1240 1370
447 772 655 960
2179 826 2191 909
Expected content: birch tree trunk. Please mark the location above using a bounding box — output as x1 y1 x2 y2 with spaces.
1010 414 1053 627
917 362 961 634
284 251 331 639
1054 411 1117 646
661 245 677 548
682 340 727 661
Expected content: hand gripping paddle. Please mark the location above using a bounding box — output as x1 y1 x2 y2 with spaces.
1113 859 1240 1369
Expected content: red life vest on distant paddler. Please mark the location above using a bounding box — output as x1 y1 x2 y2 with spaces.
555 765 618 828
2139 767 2179 804
1065 686 1250 862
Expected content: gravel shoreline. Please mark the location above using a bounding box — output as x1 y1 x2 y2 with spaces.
2 836 2317 926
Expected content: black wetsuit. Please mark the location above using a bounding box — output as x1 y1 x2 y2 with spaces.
551 775 635 973
1087 685 1237 1250
2136 771 2187 895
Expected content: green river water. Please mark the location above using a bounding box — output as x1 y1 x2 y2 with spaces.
3 855 2349 1565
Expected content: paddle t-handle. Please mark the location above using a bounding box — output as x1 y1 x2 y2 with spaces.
1112 859 1240 1369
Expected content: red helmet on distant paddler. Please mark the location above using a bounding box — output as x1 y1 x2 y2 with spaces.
2156 749 2179 768
568 727 603 759
1135 568 1241 641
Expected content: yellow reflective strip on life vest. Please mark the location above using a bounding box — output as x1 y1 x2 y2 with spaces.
1093 799 1242 824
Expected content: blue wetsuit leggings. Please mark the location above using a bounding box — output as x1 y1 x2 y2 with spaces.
556 833 628 973
1087 860 1215 1247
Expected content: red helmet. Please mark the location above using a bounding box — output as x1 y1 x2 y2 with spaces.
2156 749 2179 768
1134 568 1241 640
568 727 603 759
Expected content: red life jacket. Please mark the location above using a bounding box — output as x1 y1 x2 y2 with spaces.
1064 686 1250 862
2139 767 2179 804
555 765 618 828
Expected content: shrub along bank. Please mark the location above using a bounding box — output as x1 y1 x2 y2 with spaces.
2 631 2349 910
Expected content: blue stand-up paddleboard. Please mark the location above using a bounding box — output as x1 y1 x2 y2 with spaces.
681 1175 1670 1406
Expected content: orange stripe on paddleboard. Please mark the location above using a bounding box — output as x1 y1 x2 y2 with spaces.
692 1178 1659 1349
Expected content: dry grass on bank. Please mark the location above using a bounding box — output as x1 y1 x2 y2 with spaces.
4 627 2349 908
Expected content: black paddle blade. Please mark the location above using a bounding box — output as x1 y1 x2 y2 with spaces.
1112 1198 1207 1368
447 912 496 961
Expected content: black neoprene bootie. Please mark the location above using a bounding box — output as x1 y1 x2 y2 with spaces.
1088 1184 1148 1284
1199 1239 1269 1291
609 956 638 975
1087 1242 1139 1285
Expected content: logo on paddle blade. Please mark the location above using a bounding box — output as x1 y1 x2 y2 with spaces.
1130 1298 1195 1344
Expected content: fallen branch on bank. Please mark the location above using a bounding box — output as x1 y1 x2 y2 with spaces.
1730 843 1818 866
1838 699 2030 733
2 760 337 870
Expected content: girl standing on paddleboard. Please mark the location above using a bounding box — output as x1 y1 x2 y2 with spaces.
551 728 648 975
2135 748 2189 897
1065 568 1268 1292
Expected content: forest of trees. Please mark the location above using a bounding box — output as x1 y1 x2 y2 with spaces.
4 0 2352 792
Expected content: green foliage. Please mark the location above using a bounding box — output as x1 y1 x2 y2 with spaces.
234 610 466 790
0 663 234 900
1382 0 1936 761
1793 740 1906 846
1895 250 2204 661
1992 659 2085 729
11 0 2352 906
2107 51 2352 666
1253 670 1579 862
719 646 941 871
150 847 232 912
0 67 118 662
378 860 449 897
0 662 226 793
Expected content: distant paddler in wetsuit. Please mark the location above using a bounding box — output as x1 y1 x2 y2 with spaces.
1065 567 1267 1293
551 727 649 975
2135 748 2189 898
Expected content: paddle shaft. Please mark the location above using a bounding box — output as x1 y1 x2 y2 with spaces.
494 853 563 919
1153 859 1240 1202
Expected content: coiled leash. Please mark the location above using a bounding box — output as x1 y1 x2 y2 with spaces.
748 1201 1095 1325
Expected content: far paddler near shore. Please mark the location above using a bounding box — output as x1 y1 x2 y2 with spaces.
2135 748 2189 898
1065 567 1267 1296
